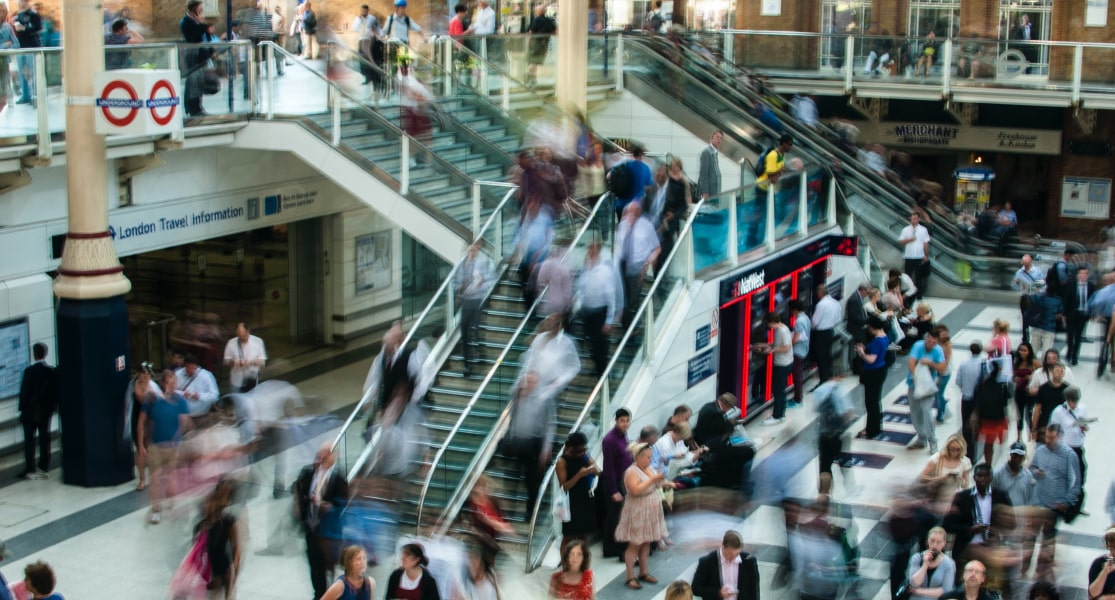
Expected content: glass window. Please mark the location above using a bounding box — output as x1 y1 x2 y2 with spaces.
999 1 1052 75
820 0 870 69
684 0 737 31
909 0 959 39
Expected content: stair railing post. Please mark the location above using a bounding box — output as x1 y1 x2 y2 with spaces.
941 40 952 98
35 52 50 160
472 181 482 237
615 35 625 92
643 293 655 359
827 176 837 227
501 76 510 111
1071 44 1083 107
843 35 854 94
446 280 456 330
168 46 186 142
330 85 341 146
798 171 809 238
265 44 276 119
728 192 739 266
765 185 776 251
722 31 734 65
400 136 410 195
443 37 454 96
686 222 695 284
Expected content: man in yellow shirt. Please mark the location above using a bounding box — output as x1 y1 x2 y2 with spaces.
757 134 794 193
746 134 793 248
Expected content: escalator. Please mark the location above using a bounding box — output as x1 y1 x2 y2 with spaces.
618 35 1082 292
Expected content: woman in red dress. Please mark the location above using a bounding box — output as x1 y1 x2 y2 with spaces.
549 539 595 600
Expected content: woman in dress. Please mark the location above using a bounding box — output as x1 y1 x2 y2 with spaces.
321 545 375 600
549 539 595 600
555 431 598 543
1012 342 1041 442
906 526 956 600
124 362 159 491
615 443 670 590
384 543 440 600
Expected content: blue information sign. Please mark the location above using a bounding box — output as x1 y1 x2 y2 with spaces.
695 325 711 351
687 349 716 389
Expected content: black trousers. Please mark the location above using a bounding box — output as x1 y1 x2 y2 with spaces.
22 415 52 473
960 398 977 463
460 297 484 364
904 258 928 300
580 306 609 377
1065 311 1088 363
602 493 627 558
818 434 842 475
507 436 545 519
860 368 886 438
304 532 328 599
813 328 834 383
622 271 644 329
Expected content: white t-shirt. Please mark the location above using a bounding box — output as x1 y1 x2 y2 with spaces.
223 334 267 388
472 6 496 34
900 224 931 259
772 323 794 367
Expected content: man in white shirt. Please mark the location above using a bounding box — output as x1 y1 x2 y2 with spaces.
577 239 621 377
1013 254 1044 343
175 354 220 415
1048 386 1088 488
351 4 371 36
453 241 496 371
899 213 931 300
615 201 661 329
467 0 496 35
224 322 267 393
810 283 842 385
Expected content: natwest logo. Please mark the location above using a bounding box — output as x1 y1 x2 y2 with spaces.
730 270 765 298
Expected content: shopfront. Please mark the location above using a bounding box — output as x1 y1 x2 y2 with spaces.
716 234 857 418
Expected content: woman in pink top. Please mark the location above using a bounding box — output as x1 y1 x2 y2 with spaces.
986 318 1012 359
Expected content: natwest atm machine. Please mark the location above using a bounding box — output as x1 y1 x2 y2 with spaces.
717 235 858 420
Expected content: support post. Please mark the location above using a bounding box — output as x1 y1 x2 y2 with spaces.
472 182 482 237
727 192 739 266
844 35 854 94
1071 45 1083 107
54 0 134 486
765 185 776 251
827 177 838 227
556 0 588 113
615 35 625 92
35 53 51 159
400 136 410 195
331 89 341 146
798 171 808 238
941 40 952 98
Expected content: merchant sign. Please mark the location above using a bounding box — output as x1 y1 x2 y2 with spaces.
855 122 1061 155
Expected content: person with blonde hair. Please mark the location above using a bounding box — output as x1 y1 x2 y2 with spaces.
919 433 972 511
616 443 671 589
665 580 694 600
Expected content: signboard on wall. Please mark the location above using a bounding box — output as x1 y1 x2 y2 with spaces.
94 70 182 136
0 318 29 400
687 349 716 388
355 230 392 293
720 234 858 303
854 122 1062 155
1061 177 1112 220
761 0 782 16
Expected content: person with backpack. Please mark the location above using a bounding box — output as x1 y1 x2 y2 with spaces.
299 0 318 59
384 0 424 72
748 134 793 248
608 145 654 225
954 341 988 462
644 0 665 34
972 360 1011 466
1026 283 1062 357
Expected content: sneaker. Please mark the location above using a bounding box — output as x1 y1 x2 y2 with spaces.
148 512 161 524
15 97 30 105
34 469 49 480
25 471 47 480
928 442 939 454
787 401 803 409
908 441 927 450
762 417 785 426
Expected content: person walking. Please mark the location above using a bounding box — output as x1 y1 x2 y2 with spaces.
179 0 213 117
1012 342 1041 443
954 342 988 462
299 0 317 59
293 443 349 600
576 238 620 378
17 343 58 481
1048 386 1088 489
454 241 497 372
361 320 432 428
501 371 556 518
1029 423 1081 580
384 543 440 600
907 326 947 454
138 370 192 524
615 201 661 329
972 360 1011 467
1062 267 1094 366
899 213 931 300
1013 255 1044 343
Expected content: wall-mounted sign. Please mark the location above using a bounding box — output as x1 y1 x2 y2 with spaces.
1087 0 1109 27
854 122 1061 155
94 70 182 136
1061 177 1111 220
356 230 392 293
761 0 782 16
687 349 716 389
695 324 711 351
720 234 857 302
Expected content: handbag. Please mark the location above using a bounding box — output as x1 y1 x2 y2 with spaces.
200 69 221 95
552 489 571 523
895 579 913 600
169 530 211 600
912 363 937 399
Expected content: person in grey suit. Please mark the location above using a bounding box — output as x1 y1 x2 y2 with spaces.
698 130 723 201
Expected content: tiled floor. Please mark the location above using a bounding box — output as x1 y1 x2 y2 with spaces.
1 295 1111 600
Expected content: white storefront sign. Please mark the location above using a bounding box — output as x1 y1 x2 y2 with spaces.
854 122 1062 155
94 69 183 136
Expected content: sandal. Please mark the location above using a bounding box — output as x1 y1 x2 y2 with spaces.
136 481 146 491
639 574 659 584
626 578 643 590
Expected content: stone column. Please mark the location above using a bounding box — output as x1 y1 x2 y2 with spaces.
54 0 135 486
556 0 588 114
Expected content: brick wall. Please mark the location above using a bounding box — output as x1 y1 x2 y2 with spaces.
1049 0 1115 82
1044 108 1115 239
732 0 820 69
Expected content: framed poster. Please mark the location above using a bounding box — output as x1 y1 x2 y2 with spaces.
1086 0 1108 27
1061 177 1111 220
0 318 30 400
761 0 782 16
355 231 392 293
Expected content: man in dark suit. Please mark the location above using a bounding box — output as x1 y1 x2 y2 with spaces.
692 530 759 600
1061 266 1094 365
693 393 755 492
294 443 349 600
698 130 723 201
942 464 1012 569
18 342 58 480
845 282 870 345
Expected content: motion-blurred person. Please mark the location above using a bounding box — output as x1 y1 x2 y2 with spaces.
691 530 759 600
601 409 633 558
549 539 595 600
398 61 435 169
362 320 431 430
813 380 857 497
520 314 581 405
232 380 305 499
790 495 859 600
533 241 574 326
1048 386 1088 488
647 157 692 274
855 317 890 439
616 443 671 590
525 3 555 86
608 145 654 224
195 478 241 599
667 580 695 600
18 342 58 481
1088 528 1115 600
515 148 567 219
941 561 993 600
757 312 794 425
224 322 267 393
1013 255 1045 343
464 473 513 560
454 241 497 372
994 442 1037 574
1062 267 1094 366
294 443 349 600
576 238 620 378
104 18 144 69
511 198 554 306
1031 362 1068 444
888 486 944 600
175 354 219 416
1013 342 1041 443
501 371 556 520
125 363 159 491
321 545 375 600
907 527 956 600
943 464 1012 567
370 379 429 479
385 543 440 600
811 284 842 386
693 393 756 492
22 561 63 600
556 432 599 544
972 361 1011 466
615 201 661 329
935 326 954 424
1028 581 1060 600
907 327 948 454
955 342 987 462
1030 423 1081 580
138 370 192 524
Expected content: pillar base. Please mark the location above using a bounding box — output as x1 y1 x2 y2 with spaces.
57 296 134 487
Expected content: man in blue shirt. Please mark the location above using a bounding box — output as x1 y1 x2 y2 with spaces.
907 326 948 454
138 370 191 524
610 145 654 224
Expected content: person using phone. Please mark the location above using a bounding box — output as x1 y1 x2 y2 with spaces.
907 527 956 600
556 431 600 544
1087 527 1115 600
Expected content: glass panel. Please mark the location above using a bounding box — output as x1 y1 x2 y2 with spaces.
178 41 257 119
809 170 829 228
692 193 731 272
1079 45 1115 91
738 186 766 254
259 42 330 115
587 33 617 86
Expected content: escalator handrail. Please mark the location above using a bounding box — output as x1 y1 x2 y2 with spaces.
523 189 717 572
331 186 520 462
416 190 613 533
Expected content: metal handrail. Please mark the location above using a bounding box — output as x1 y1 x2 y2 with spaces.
332 186 519 463
416 190 612 532
714 28 1115 50
523 190 715 572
